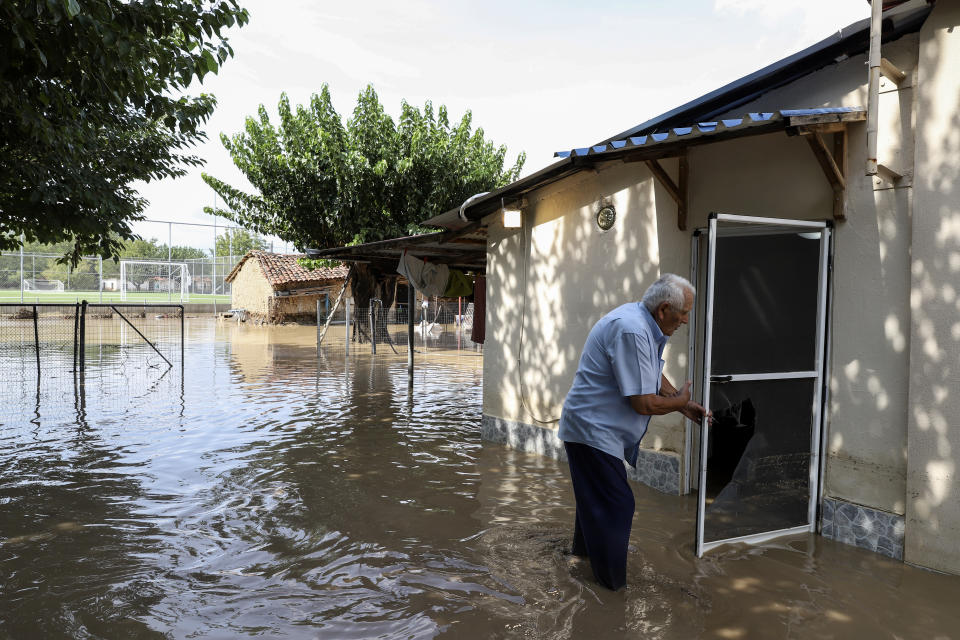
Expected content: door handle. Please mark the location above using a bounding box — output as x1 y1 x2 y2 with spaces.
710 375 733 383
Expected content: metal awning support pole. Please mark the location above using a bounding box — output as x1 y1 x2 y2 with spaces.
407 284 415 379
345 298 351 357
866 0 882 175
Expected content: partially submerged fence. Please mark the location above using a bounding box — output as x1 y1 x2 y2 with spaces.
316 299 482 356
0 303 184 401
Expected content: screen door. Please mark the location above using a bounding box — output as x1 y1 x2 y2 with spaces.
696 213 831 556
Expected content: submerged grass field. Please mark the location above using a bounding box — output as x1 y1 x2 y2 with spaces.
0 290 231 304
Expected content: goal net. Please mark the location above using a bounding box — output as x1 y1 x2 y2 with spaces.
120 261 190 302
23 278 65 292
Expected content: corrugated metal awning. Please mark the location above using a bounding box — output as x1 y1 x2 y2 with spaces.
428 106 865 225
305 228 487 272
554 107 864 159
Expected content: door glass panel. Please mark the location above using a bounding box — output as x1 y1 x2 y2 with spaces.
702 378 815 544
710 232 822 374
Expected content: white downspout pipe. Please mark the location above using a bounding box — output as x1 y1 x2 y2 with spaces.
866 0 882 176
458 192 489 223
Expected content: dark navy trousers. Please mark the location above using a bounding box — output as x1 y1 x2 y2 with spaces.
564 441 635 590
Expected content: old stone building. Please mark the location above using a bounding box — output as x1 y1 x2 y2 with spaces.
225 251 349 323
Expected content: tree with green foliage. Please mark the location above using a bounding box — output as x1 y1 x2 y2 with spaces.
0 0 249 267
202 84 524 251
215 228 266 257
202 84 524 332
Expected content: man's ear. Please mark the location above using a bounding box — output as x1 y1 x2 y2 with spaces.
656 302 671 319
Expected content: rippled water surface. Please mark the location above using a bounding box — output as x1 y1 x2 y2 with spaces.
2 318 960 639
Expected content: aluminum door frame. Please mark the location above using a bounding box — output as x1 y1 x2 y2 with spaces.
696 213 831 557
684 230 702 495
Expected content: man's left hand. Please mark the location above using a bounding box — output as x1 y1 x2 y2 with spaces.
681 401 713 424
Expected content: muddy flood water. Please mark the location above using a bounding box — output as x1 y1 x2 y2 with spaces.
2 318 960 639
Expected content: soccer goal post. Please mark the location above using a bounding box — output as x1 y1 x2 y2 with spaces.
120 261 190 302
22 278 65 292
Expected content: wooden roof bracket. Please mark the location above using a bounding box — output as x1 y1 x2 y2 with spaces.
437 220 483 244
645 151 688 231
880 58 907 86
798 124 849 221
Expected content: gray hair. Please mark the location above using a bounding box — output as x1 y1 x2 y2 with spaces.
642 273 695 313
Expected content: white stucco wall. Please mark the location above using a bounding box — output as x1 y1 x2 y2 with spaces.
484 127 842 463
906 0 960 574
484 161 691 455
723 33 920 516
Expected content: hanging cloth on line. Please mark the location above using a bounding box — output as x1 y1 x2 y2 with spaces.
443 269 473 298
397 252 449 298
471 275 485 344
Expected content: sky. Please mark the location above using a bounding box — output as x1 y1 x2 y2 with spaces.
133 0 870 252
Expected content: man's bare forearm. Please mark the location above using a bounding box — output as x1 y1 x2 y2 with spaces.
630 392 687 416
659 374 678 397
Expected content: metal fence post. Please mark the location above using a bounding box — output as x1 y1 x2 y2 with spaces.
180 304 184 377
73 302 80 371
79 299 87 371
32 304 40 376
19 243 23 303
98 256 103 302
369 304 376 354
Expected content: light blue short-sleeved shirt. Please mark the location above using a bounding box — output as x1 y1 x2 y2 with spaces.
558 303 667 467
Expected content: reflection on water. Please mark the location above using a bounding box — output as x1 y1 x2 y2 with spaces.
1 319 959 638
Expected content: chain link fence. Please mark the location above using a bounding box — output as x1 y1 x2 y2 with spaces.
0 252 240 303
0 303 184 421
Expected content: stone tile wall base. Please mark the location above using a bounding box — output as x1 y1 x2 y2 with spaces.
480 414 680 494
820 497 905 560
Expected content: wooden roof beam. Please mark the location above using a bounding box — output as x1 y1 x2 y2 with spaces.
880 57 907 85
438 220 483 245
644 154 688 231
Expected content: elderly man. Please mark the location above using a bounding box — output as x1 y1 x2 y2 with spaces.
558 273 710 590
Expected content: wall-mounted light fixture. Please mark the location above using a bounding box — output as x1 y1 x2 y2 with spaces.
595 196 616 232
502 197 525 228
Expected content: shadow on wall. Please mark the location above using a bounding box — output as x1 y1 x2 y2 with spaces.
905 15 960 569
489 166 662 432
